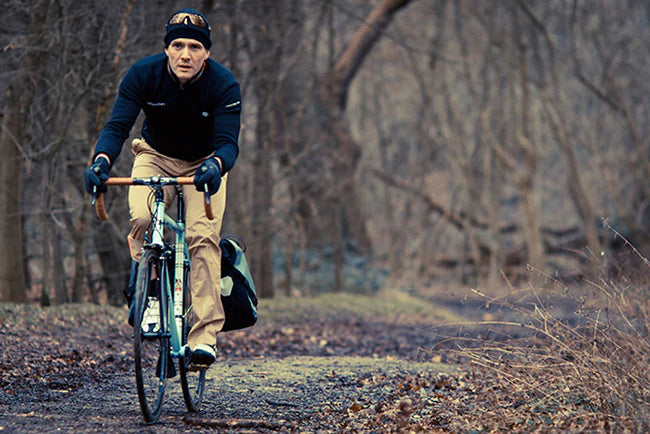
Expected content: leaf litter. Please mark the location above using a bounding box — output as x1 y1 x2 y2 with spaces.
1 288 646 432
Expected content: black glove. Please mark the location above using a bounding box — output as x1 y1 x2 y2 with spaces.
194 157 222 195
84 157 110 195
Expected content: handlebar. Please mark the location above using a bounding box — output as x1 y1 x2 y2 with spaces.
94 176 214 221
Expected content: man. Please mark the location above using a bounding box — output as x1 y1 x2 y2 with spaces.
83 8 241 368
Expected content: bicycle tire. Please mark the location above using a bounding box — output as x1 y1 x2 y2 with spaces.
179 263 206 412
133 249 169 423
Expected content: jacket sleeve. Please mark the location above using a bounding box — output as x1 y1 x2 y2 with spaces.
93 66 145 164
212 82 241 173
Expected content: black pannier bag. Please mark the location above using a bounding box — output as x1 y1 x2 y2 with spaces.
219 236 258 332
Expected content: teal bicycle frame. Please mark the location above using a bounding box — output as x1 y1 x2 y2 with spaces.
146 182 189 359
94 175 212 422
95 175 213 359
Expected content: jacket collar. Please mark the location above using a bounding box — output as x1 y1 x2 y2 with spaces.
166 60 206 87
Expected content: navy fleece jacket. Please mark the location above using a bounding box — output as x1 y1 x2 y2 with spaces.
94 53 241 172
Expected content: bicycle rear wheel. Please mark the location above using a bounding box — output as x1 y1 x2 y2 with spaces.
179 265 206 412
133 249 169 423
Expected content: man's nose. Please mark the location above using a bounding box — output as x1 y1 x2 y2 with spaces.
180 47 191 59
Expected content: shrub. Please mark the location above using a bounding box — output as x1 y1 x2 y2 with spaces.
433 233 650 431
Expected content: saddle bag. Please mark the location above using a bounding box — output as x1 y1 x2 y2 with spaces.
219 236 258 332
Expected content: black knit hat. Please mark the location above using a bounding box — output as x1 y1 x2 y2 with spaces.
164 8 211 49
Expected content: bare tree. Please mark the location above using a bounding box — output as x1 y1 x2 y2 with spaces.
5 0 648 302
518 1 603 260
315 0 414 290
0 0 52 303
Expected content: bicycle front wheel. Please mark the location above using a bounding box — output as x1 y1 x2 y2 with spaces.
179 264 206 412
133 249 169 423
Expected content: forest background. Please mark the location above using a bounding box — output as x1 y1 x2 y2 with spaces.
0 0 648 305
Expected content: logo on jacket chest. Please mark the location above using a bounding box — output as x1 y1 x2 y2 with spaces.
146 100 210 119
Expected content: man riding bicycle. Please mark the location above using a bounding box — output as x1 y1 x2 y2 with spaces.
83 8 241 369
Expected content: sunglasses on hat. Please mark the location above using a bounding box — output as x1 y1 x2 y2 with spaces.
166 12 211 30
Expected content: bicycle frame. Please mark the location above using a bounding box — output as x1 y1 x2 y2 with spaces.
94 176 213 357
147 184 189 359
93 175 211 422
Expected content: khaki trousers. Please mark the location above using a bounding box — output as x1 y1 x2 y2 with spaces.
127 139 226 349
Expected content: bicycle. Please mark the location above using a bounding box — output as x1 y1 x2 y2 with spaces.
93 176 214 423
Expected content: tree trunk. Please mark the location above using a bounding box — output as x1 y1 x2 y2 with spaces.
251 111 274 298
314 0 413 289
515 21 545 272
51 219 69 304
70 214 87 302
317 0 415 255
0 83 28 303
84 0 136 305
247 0 287 298
217 0 249 238
0 0 51 303
94 225 130 306
326 0 414 110
524 0 603 262
332 199 344 292
544 101 602 257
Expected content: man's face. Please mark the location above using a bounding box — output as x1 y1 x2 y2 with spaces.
165 38 210 83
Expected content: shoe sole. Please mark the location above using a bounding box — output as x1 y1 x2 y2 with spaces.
189 351 215 370
187 363 210 372
190 354 215 365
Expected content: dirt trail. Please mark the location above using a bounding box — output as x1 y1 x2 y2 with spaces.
3 356 457 432
0 300 462 432
4 291 636 432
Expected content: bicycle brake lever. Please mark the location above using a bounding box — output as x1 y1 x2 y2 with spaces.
203 183 211 204
91 185 97 206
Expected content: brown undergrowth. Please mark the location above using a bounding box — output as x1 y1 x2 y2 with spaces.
430 236 650 432
1 243 648 431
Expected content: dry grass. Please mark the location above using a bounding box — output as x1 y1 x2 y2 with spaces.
259 288 466 324
431 242 650 431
